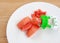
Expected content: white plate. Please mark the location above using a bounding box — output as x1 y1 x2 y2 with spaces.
6 2 60 43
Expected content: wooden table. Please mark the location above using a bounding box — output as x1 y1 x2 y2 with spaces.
0 0 60 43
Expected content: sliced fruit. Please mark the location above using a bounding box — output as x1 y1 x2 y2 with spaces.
32 17 42 25
17 17 31 30
31 14 36 18
26 25 39 37
42 12 46 14
34 10 41 18
31 9 46 18
37 9 46 15
22 22 32 31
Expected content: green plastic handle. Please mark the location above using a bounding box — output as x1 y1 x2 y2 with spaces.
40 15 51 29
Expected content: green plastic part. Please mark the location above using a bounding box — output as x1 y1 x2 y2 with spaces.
40 15 51 29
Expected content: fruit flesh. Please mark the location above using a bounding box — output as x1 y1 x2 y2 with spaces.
26 25 39 37
17 17 31 30
22 22 32 31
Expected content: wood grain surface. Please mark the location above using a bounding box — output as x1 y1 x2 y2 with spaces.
0 0 60 43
